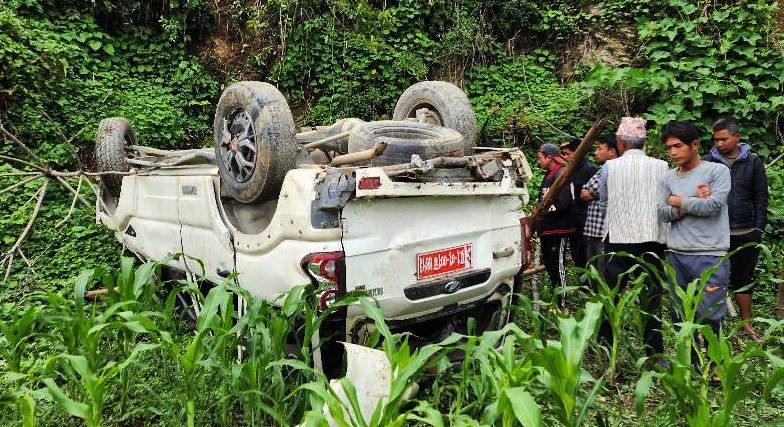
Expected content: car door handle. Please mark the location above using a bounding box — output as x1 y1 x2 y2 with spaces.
492 246 515 259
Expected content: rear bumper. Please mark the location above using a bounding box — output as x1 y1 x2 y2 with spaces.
345 280 514 345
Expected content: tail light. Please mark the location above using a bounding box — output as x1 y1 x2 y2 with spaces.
520 217 533 270
302 251 345 310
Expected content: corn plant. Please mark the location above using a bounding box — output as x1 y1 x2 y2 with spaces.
159 281 225 427
0 372 41 427
426 323 541 426
39 258 163 427
300 297 446 426
0 306 39 373
530 301 604 427
475 327 541 427
43 343 157 427
584 261 645 382
634 254 784 427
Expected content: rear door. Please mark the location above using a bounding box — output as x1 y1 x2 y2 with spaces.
341 175 525 320
177 176 235 283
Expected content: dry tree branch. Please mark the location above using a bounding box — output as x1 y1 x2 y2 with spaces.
0 122 48 167
2 180 48 281
83 177 110 213
56 176 83 228
17 248 35 275
3 253 12 282
50 170 135 177
54 176 91 208
0 171 41 177
0 154 46 172
0 173 44 196
0 122 112 278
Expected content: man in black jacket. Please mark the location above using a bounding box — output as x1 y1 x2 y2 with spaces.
537 143 576 308
560 137 598 268
703 118 769 341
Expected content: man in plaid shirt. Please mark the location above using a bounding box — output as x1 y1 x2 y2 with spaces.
579 135 618 276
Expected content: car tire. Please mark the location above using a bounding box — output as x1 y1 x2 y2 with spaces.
94 117 136 200
213 81 301 203
347 120 464 166
393 81 477 150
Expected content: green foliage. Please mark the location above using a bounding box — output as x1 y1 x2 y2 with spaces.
765 164 784 238
2 254 784 425
467 54 593 146
0 2 218 162
272 0 438 124
586 0 784 155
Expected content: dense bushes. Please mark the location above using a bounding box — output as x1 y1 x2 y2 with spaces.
0 1 217 159
0 0 782 308
586 0 784 156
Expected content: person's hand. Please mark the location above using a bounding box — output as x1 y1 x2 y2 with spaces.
580 189 594 202
667 195 683 208
697 184 711 198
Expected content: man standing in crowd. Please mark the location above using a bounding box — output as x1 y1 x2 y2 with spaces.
560 137 598 269
580 135 619 277
658 122 731 363
703 118 768 341
598 117 668 357
536 143 576 308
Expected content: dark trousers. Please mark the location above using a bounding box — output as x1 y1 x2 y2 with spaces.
728 230 763 295
569 231 588 269
583 236 606 279
540 234 567 307
599 241 666 356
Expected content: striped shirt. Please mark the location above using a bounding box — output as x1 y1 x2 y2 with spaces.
599 149 669 244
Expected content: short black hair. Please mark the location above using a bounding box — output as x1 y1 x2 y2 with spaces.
596 134 617 151
661 121 700 145
712 118 740 135
559 136 581 151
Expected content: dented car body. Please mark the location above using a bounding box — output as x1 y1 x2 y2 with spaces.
97 147 533 367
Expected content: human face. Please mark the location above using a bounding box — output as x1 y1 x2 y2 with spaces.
665 136 699 167
713 129 741 156
537 151 552 170
561 148 575 161
594 143 617 164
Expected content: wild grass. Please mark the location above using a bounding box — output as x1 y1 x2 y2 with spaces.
1 254 783 426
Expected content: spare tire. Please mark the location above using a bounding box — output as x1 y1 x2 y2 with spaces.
348 121 464 166
213 81 300 203
95 117 136 199
393 81 477 150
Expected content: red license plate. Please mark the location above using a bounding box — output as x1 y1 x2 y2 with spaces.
417 244 473 280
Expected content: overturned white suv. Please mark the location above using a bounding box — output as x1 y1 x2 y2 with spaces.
94 80 533 369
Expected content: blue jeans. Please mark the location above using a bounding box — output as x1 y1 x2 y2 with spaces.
666 252 729 326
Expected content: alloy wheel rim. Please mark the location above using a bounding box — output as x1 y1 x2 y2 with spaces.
219 108 257 183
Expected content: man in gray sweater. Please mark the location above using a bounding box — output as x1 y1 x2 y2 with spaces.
658 122 731 346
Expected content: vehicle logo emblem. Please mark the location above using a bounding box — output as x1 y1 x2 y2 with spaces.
444 280 462 294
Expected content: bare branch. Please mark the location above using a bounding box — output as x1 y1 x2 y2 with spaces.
50 170 135 177
0 173 44 196
17 248 35 275
56 176 83 228
3 253 13 282
84 179 110 213
1 180 48 278
0 171 41 177
55 176 91 208
0 155 47 172
0 122 47 167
